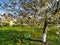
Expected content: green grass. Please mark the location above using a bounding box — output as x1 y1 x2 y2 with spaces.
0 26 60 45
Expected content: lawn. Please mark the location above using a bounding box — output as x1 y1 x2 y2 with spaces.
0 26 60 45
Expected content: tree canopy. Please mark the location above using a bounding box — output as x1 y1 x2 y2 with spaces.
0 0 60 16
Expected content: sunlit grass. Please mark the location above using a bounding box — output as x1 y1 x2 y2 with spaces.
0 25 60 45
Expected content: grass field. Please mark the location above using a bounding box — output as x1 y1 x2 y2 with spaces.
0 26 60 45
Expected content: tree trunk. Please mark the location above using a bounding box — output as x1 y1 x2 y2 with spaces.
42 20 47 43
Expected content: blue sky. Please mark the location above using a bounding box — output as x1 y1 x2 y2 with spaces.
0 0 3 2
0 0 4 14
0 0 30 14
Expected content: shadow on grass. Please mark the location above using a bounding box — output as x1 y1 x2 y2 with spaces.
0 30 26 45
0 30 42 45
